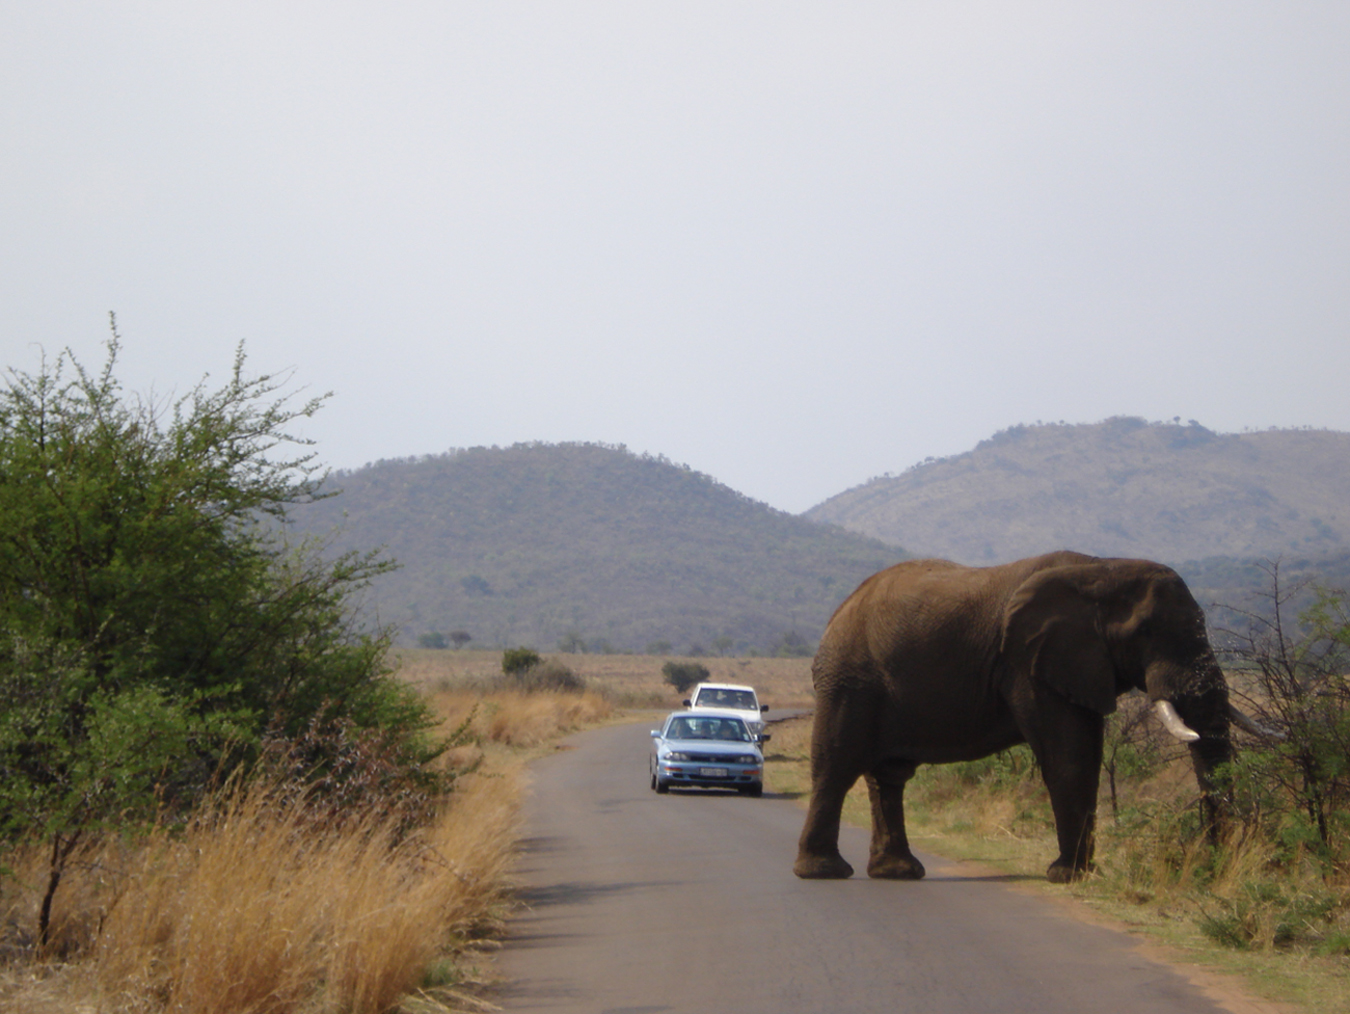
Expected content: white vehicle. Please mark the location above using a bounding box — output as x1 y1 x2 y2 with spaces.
682 682 768 734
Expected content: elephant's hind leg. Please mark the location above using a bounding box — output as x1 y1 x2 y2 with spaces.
794 766 857 879
794 695 873 879
865 759 925 880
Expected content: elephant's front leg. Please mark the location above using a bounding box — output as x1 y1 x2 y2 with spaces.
865 758 924 880
1028 701 1105 883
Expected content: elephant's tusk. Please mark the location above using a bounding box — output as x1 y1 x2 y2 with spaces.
1153 700 1201 742
1228 704 1284 740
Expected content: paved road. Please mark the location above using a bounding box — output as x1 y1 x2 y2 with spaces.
496 719 1239 1014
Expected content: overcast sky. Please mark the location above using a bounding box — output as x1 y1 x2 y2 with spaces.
3 3 1347 513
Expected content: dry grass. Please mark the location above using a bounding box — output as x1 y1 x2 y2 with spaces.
0 772 517 1014
395 648 816 710
423 686 615 751
0 675 635 1014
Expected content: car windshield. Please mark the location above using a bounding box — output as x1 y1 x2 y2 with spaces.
694 688 757 710
665 716 751 742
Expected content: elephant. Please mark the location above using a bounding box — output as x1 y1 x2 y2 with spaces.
793 551 1238 884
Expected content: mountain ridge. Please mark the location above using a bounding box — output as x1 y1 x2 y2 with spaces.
806 418 1350 565
288 442 906 653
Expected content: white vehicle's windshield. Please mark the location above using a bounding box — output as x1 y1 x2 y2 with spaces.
665 716 751 742
694 688 758 711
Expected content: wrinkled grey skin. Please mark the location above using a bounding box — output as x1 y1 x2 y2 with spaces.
794 552 1232 884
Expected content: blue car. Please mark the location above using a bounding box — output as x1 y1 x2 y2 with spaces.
650 709 765 797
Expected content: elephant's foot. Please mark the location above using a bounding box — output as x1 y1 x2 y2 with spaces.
1046 858 1094 884
794 852 854 879
867 852 925 880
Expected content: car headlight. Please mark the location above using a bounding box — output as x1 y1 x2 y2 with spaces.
737 755 760 765
664 751 690 762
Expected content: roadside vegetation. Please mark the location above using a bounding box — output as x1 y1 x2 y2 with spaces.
0 672 614 1014
0 338 616 1013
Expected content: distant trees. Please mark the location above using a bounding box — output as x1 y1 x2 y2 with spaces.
662 662 709 695
416 630 473 650
461 574 492 596
773 631 814 657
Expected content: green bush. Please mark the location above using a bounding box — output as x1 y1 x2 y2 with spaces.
662 661 709 695
502 647 541 675
500 655 584 693
0 333 441 947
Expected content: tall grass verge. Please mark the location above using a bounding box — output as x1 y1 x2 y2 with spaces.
1 767 517 1014
424 688 614 751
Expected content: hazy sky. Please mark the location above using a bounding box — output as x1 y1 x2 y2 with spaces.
4 3 1348 513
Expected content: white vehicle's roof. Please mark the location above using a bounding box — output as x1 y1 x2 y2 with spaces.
691 682 757 694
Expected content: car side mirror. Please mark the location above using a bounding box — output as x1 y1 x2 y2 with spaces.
650 730 661 738
760 704 769 712
757 733 771 744
681 699 691 707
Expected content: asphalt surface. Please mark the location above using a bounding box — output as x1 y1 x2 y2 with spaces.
495 717 1240 1014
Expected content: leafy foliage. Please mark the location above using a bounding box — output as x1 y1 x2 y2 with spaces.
502 658 585 693
498 649 584 692
1218 562 1350 849
0 333 440 944
502 647 542 675
661 661 709 695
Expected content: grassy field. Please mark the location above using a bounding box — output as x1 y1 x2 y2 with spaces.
765 713 1350 1014
396 647 817 710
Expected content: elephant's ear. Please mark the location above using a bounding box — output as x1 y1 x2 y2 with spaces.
1000 569 1118 716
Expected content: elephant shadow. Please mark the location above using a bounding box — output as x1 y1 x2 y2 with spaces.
924 871 1041 884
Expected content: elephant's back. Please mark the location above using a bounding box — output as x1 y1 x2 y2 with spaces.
822 551 1100 649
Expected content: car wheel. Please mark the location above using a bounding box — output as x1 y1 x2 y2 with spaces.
742 784 763 798
650 770 657 791
655 779 670 794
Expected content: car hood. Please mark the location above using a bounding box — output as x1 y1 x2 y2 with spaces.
660 738 762 759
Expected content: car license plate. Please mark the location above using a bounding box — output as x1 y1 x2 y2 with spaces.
699 767 729 777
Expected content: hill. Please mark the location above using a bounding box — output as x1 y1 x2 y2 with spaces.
288 442 906 654
805 418 1350 566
